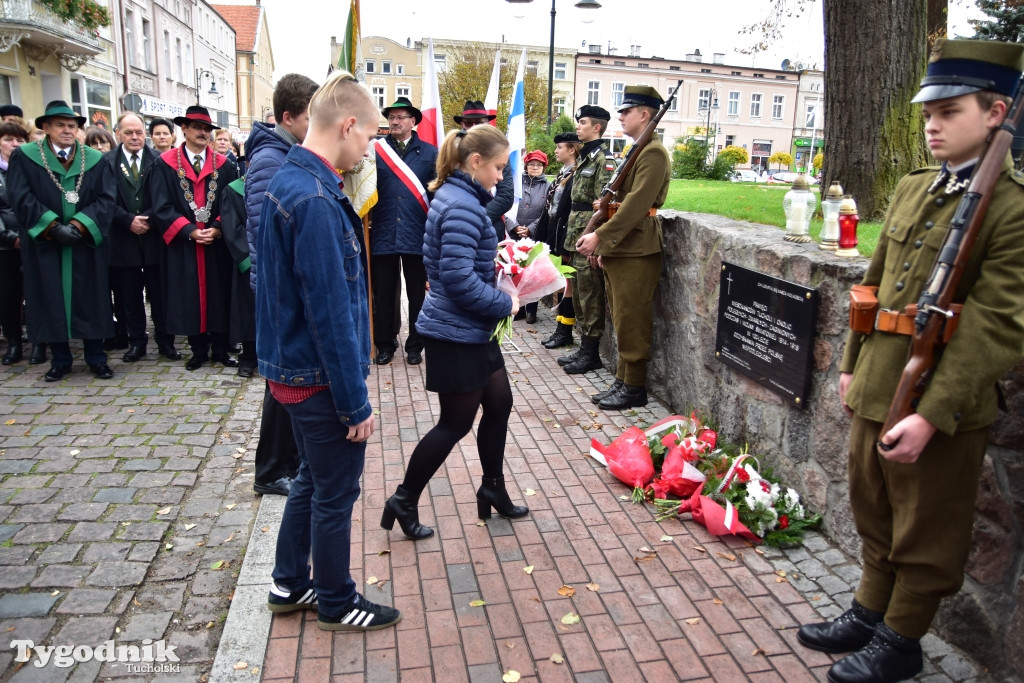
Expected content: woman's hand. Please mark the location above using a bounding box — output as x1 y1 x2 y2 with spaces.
509 293 521 317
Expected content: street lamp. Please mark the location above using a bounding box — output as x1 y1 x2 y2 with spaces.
697 89 719 173
195 68 218 105
506 0 601 133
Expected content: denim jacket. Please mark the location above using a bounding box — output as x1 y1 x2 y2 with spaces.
256 145 372 425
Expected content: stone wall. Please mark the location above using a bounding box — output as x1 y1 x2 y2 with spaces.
605 212 1023 678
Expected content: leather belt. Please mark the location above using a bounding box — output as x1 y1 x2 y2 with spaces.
571 202 594 211
875 303 962 343
608 201 658 217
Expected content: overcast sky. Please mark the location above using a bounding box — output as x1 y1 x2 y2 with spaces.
239 0 981 84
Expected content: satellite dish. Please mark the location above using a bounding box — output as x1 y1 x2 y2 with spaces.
794 61 805 71
781 58 791 70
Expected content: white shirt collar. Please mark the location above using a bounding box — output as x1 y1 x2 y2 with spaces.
51 142 73 158
123 146 142 166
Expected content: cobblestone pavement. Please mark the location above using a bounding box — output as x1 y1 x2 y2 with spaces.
0 317 989 682
0 346 266 681
241 317 988 683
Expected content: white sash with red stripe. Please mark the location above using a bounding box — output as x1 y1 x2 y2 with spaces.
374 139 429 213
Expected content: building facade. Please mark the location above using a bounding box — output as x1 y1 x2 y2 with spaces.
330 34 422 127
213 2 273 131
575 48 802 170
192 0 237 128
791 69 824 173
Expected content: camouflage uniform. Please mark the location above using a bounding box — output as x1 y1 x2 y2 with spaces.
564 140 610 339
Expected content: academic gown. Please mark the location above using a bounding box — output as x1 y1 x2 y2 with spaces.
220 178 255 344
8 141 116 342
148 145 238 336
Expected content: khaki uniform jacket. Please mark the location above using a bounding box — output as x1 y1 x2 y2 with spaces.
841 155 1024 436
564 142 609 252
594 140 670 257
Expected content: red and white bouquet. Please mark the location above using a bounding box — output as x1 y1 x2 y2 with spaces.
492 238 574 340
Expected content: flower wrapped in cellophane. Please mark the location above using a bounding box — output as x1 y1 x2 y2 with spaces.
492 238 574 340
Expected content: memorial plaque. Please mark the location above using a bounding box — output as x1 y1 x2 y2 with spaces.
715 263 819 408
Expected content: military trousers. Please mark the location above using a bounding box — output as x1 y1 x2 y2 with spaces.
570 251 605 339
602 252 662 387
848 415 988 639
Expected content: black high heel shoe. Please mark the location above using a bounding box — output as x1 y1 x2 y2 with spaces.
476 476 529 520
381 486 434 539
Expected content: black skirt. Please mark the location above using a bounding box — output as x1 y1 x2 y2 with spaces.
423 337 505 394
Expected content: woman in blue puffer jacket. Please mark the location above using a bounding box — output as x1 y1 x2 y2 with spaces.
381 125 529 540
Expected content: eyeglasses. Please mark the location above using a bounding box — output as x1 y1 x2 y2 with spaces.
387 115 414 122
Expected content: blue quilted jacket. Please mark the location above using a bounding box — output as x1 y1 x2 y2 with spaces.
415 170 513 344
244 122 292 292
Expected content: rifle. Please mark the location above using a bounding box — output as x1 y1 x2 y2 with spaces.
580 79 684 238
879 75 1024 448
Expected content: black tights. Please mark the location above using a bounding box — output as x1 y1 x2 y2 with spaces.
400 367 513 497
557 294 575 318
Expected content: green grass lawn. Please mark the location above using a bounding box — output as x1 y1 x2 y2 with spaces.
661 179 881 257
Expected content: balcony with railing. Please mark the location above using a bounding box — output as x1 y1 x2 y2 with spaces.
0 0 103 56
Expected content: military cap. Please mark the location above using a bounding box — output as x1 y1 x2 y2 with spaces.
575 105 610 121
553 131 580 144
912 38 1024 103
382 96 422 125
617 86 665 112
0 104 23 118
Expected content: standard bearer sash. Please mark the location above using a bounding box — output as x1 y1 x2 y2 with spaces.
374 139 428 213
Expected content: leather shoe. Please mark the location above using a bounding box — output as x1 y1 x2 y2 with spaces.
89 363 114 379
44 365 72 381
158 344 182 360
798 600 883 654
2 342 22 365
212 353 239 367
254 476 293 496
122 344 147 362
375 348 395 365
185 355 208 371
827 623 922 683
407 350 422 365
29 344 48 364
525 311 537 324
238 365 256 378
591 379 624 404
598 383 648 410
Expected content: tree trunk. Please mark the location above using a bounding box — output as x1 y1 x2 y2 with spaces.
928 0 948 42
822 0 929 220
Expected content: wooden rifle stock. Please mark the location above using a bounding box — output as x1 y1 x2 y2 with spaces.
878 76 1024 444
581 79 684 237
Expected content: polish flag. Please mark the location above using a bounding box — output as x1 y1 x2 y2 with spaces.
483 50 501 127
419 38 444 147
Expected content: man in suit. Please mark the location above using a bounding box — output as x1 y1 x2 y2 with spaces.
105 112 179 363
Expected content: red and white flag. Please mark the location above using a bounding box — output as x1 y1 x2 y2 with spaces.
419 38 444 147
483 50 501 127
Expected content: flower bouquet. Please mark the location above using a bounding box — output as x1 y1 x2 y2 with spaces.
491 238 574 340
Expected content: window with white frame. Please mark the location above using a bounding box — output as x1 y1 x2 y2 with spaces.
434 54 446 73
0 76 12 105
382 60 391 74
587 80 600 106
728 91 740 116
372 86 385 109
772 94 784 119
750 93 762 118
71 76 112 129
163 31 170 76
527 61 539 78
175 38 182 82
667 92 678 112
725 134 735 147
142 19 152 71
697 88 711 112
396 85 410 100
554 62 566 80
806 102 818 128
125 10 136 67
365 60 375 74
397 64 405 75
554 97 565 117
612 82 625 108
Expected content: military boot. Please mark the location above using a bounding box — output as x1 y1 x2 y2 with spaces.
563 336 602 374
826 623 922 683
798 600 883 654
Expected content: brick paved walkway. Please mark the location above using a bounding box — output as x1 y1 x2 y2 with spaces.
250 317 986 683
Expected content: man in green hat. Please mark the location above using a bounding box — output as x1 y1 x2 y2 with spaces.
576 86 670 409
7 99 117 381
797 39 1024 683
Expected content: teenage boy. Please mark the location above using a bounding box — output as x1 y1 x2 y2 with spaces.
797 39 1024 683
258 73 400 632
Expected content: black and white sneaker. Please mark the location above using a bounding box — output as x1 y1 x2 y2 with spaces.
267 583 318 613
317 593 402 631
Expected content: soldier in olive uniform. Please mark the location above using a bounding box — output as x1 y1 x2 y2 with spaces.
577 87 670 410
557 105 611 374
796 40 1024 683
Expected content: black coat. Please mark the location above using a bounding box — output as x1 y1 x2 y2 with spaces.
104 144 162 268
8 141 116 342
148 145 238 336
220 179 255 343
0 169 19 249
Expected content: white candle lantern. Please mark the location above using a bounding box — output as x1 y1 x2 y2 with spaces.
783 173 816 243
820 181 843 250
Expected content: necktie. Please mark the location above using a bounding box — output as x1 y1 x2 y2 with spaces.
397 140 406 154
57 149 68 162
193 155 202 176
130 154 139 180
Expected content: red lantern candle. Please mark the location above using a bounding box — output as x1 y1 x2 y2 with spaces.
836 195 860 257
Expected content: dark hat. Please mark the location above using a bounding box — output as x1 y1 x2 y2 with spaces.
617 86 665 112
524 150 549 166
553 131 580 144
912 38 1024 103
382 97 422 125
173 105 220 130
575 105 610 121
454 100 496 124
0 104 23 118
35 100 86 129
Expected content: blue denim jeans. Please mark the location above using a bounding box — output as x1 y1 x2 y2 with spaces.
272 390 365 619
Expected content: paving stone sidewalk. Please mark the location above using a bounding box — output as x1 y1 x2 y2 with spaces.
223 316 989 683
0 348 266 681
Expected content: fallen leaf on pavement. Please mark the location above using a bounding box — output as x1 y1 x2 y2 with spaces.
752 648 766 656
156 507 171 515
776 576 788 583
50 590 59 597
525 488 536 496
469 600 486 607
685 618 700 625
260 526 270 533
712 598 723 605
477 520 486 527
660 535 673 542
716 552 736 562
378 549 391 555
366 576 378 584
639 546 656 553
523 565 534 575
550 653 564 664
4 419 14 425
225 503 236 510
69 449 80 455
692 545 707 553
586 583 600 592
776 570 787 577
561 612 581 625
210 560 226 570
557 585 575 597
183 523 196 531
502 670 521 683
223 532 235 543
233 661 248 670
